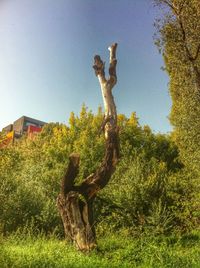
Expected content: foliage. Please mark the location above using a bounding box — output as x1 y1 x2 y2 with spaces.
0 106 198 236
154 0 200 173
97 155 199 235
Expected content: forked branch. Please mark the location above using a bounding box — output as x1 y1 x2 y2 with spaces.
57 43 119 252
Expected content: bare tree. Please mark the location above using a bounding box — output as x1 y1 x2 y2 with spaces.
57 43 119 251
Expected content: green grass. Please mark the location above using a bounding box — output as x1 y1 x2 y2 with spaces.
0 231 200 268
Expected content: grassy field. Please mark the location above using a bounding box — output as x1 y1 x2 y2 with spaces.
0 231 200 268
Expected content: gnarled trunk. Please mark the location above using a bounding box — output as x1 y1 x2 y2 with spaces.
57 43 119 251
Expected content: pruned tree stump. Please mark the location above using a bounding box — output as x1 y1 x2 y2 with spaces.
57 43 119 251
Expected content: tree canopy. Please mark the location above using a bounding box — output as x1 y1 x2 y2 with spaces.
155 0 200 173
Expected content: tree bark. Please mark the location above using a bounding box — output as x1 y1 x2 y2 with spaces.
57 43 119 251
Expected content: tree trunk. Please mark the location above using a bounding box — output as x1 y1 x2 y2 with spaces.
57 43 119 251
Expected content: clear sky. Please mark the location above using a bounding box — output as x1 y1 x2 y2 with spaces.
0 0 171 133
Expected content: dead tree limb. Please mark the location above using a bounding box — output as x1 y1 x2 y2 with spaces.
57 43 119 251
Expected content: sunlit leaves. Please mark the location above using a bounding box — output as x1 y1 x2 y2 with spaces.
155 0 200 173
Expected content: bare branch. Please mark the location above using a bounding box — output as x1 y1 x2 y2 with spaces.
93 43 118 123
78 128 119 199
108 43 118 88
93 55 107 84
57 43 120 252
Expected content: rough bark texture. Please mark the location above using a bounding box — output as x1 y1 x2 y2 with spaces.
57 43 119 251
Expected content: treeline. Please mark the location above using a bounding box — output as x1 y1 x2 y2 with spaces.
0 105 199 237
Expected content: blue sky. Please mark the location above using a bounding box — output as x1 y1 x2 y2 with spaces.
0 0 171 133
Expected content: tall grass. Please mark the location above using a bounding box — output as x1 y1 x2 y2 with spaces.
0 231 200 268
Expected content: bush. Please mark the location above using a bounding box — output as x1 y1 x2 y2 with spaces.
0 108 198 236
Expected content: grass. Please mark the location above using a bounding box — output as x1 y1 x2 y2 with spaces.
0 231 200 268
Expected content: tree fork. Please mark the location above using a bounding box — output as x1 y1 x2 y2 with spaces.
57 43 119 251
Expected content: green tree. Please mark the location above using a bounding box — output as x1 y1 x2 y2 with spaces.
155 0 200 173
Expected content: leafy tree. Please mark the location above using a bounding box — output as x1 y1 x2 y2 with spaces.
155 0 200 173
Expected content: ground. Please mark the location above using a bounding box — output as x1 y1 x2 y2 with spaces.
1 231 200 268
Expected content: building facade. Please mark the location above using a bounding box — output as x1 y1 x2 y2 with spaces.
2 116 46 137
